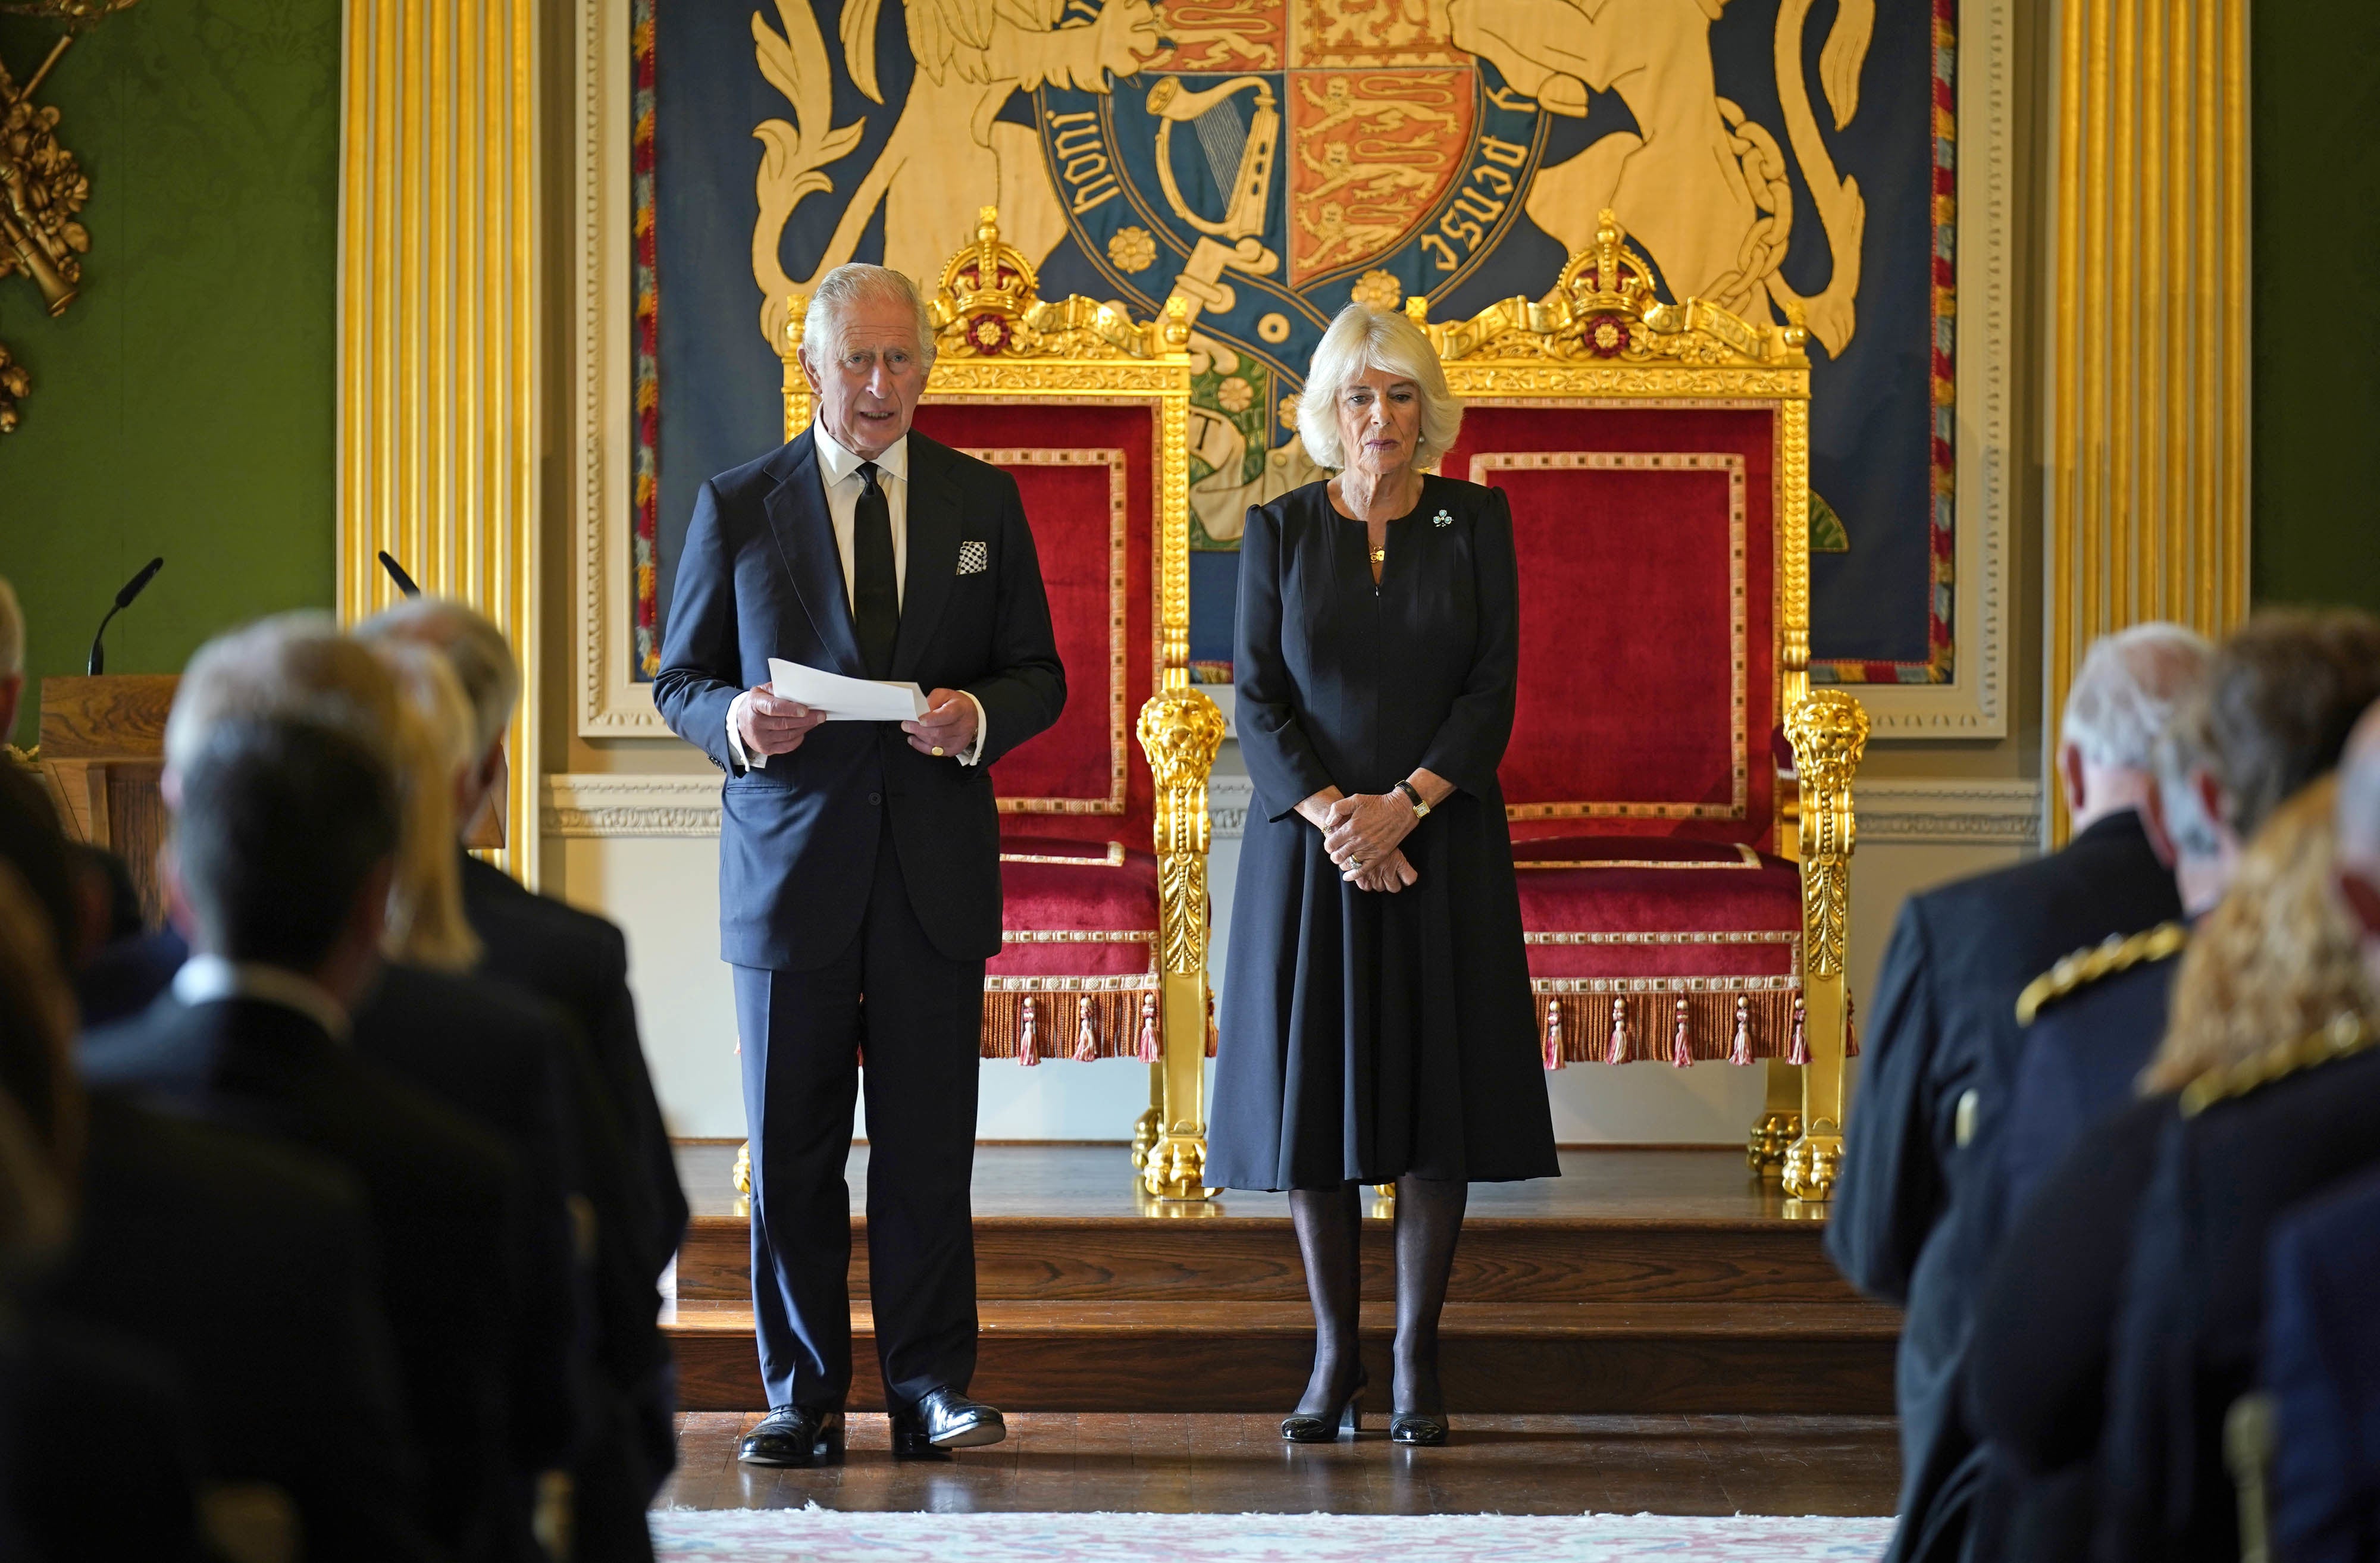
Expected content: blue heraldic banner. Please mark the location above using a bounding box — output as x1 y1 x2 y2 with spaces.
636 0 1956 686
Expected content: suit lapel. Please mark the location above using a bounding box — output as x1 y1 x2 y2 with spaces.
762 433 866 677
893 438 962 681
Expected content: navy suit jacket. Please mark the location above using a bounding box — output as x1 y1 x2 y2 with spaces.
653 428 1066 970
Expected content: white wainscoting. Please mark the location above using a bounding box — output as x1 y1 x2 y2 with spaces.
546 767 2040 1142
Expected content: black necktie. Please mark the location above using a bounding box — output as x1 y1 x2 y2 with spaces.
851 460 899 677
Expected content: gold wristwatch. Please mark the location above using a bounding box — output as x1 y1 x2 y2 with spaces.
1395 780 1430 819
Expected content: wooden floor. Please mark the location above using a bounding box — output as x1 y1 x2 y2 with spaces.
667 1143 1899 1417
657 1410 1902 1515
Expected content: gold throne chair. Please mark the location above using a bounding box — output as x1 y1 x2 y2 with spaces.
771 209 1224 1199
1413 214 1871 1198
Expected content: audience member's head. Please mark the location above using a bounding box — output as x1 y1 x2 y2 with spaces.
2334 701 2380 993
0 767 79 973
0 574 22 745
167 613 478 970
2145 610 2380 917
2059 624 2215 832
367 637 485 867
2143 776 2372 1093
2191 609 2380 841
166 718 402 1009
0 863 74 1266
355 596 520 843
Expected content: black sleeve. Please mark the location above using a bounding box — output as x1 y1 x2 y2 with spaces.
1965 1094 2173 1473
1235 498 1339 821
963 471 1067 766
1414 486 1521 797
652 478 746 772
1825 900 1943 1304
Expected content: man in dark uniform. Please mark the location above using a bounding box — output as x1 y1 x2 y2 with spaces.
2096 702 2380 1563
1827 624 2210 1563
2262 1162 2380 1563
1999 610 2380 1217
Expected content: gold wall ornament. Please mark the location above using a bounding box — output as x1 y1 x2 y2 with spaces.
337 0 543 885
0 33 92 434
1781 689 1870 1202
2047 0 2250 844
0 339 26 431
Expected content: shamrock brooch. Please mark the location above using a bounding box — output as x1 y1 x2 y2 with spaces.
1432 509 1453 528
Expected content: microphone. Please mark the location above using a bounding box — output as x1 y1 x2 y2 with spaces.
377 552 422 598
86 557 164 676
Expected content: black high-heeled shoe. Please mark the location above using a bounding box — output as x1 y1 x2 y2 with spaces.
1388 1411 1449 1446
1280 1368 1367 1442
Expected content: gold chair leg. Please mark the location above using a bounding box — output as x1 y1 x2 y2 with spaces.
1747 1060 1803 1178
1130 1063 1161 1171
1780 691 1869 1203
732 1139 751 1195
1142 970 1216 1200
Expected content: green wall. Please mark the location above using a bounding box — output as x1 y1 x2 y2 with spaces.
0 0 342 750
2251 0 2380 615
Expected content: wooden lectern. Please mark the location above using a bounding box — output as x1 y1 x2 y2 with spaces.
38 674 178 928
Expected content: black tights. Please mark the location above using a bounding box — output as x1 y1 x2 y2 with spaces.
1288 1174 1468 1419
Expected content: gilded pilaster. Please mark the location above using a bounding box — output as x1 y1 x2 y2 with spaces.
338 0 543 882
2047 0 2250 842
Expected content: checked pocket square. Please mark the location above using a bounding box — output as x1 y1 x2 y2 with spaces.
956 540 989 575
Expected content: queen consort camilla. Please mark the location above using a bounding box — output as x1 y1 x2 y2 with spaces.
1208 302 1560 1449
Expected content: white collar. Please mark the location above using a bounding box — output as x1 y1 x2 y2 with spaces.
813 423 910 487
171 953 353 1042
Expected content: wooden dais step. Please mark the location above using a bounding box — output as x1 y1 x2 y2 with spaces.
664 1144 1897 1415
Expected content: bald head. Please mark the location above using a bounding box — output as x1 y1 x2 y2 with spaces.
2336 703 2380 991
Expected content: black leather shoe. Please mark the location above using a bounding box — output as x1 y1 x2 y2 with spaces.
738 1404 845 1467
1389 1411 1449 1446
1280 1367 1367 1443
889 1386 1007 1458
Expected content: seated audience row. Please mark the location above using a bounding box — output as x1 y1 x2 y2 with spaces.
1837 605 2380 1563
0 581 685 1562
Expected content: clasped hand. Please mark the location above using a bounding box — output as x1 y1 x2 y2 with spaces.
1323 793 1419 893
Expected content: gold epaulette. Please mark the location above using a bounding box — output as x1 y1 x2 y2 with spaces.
2015 921 2189 1026
2181 1011 2378 1117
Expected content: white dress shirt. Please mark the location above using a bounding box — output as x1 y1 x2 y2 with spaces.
172 953 353 1042
726 424 989 770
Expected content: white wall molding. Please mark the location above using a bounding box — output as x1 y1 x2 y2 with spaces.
546 774 720 837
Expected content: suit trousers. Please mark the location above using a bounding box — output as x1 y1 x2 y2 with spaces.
733 823 985 1411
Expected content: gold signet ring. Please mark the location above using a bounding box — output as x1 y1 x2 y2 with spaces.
932 746 945 757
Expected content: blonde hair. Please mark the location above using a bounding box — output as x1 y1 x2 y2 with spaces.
2143 775 2375 1092
168 614 480 973
367 641 483 972
1297 303 1461 469
356 596 522 757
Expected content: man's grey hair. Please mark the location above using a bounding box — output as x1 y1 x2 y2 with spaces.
0 576 21 679
1298 303 1461 469
801 265 937 373
165 613 400 778
2337 701 2380 860
2151 696 2226 860
2059 622 2215 772
356 596 521 757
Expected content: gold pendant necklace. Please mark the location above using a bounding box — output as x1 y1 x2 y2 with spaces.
1369 546 1386 565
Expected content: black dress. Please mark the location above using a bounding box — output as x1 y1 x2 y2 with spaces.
1209 475 1559 1192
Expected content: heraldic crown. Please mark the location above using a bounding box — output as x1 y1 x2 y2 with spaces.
923 206 1192 364
1408 210 1811 371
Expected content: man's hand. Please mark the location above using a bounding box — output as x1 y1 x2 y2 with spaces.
901 688 979 759
738 684 828 759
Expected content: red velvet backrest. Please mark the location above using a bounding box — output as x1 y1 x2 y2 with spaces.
909 400 1158 849
1438 403 1781 850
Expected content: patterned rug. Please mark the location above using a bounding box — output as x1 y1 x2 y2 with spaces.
652 1506 1894 1561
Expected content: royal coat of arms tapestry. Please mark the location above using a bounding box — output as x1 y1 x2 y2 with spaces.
634 0 1953 687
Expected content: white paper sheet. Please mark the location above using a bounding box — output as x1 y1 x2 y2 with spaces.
767 657 930 722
